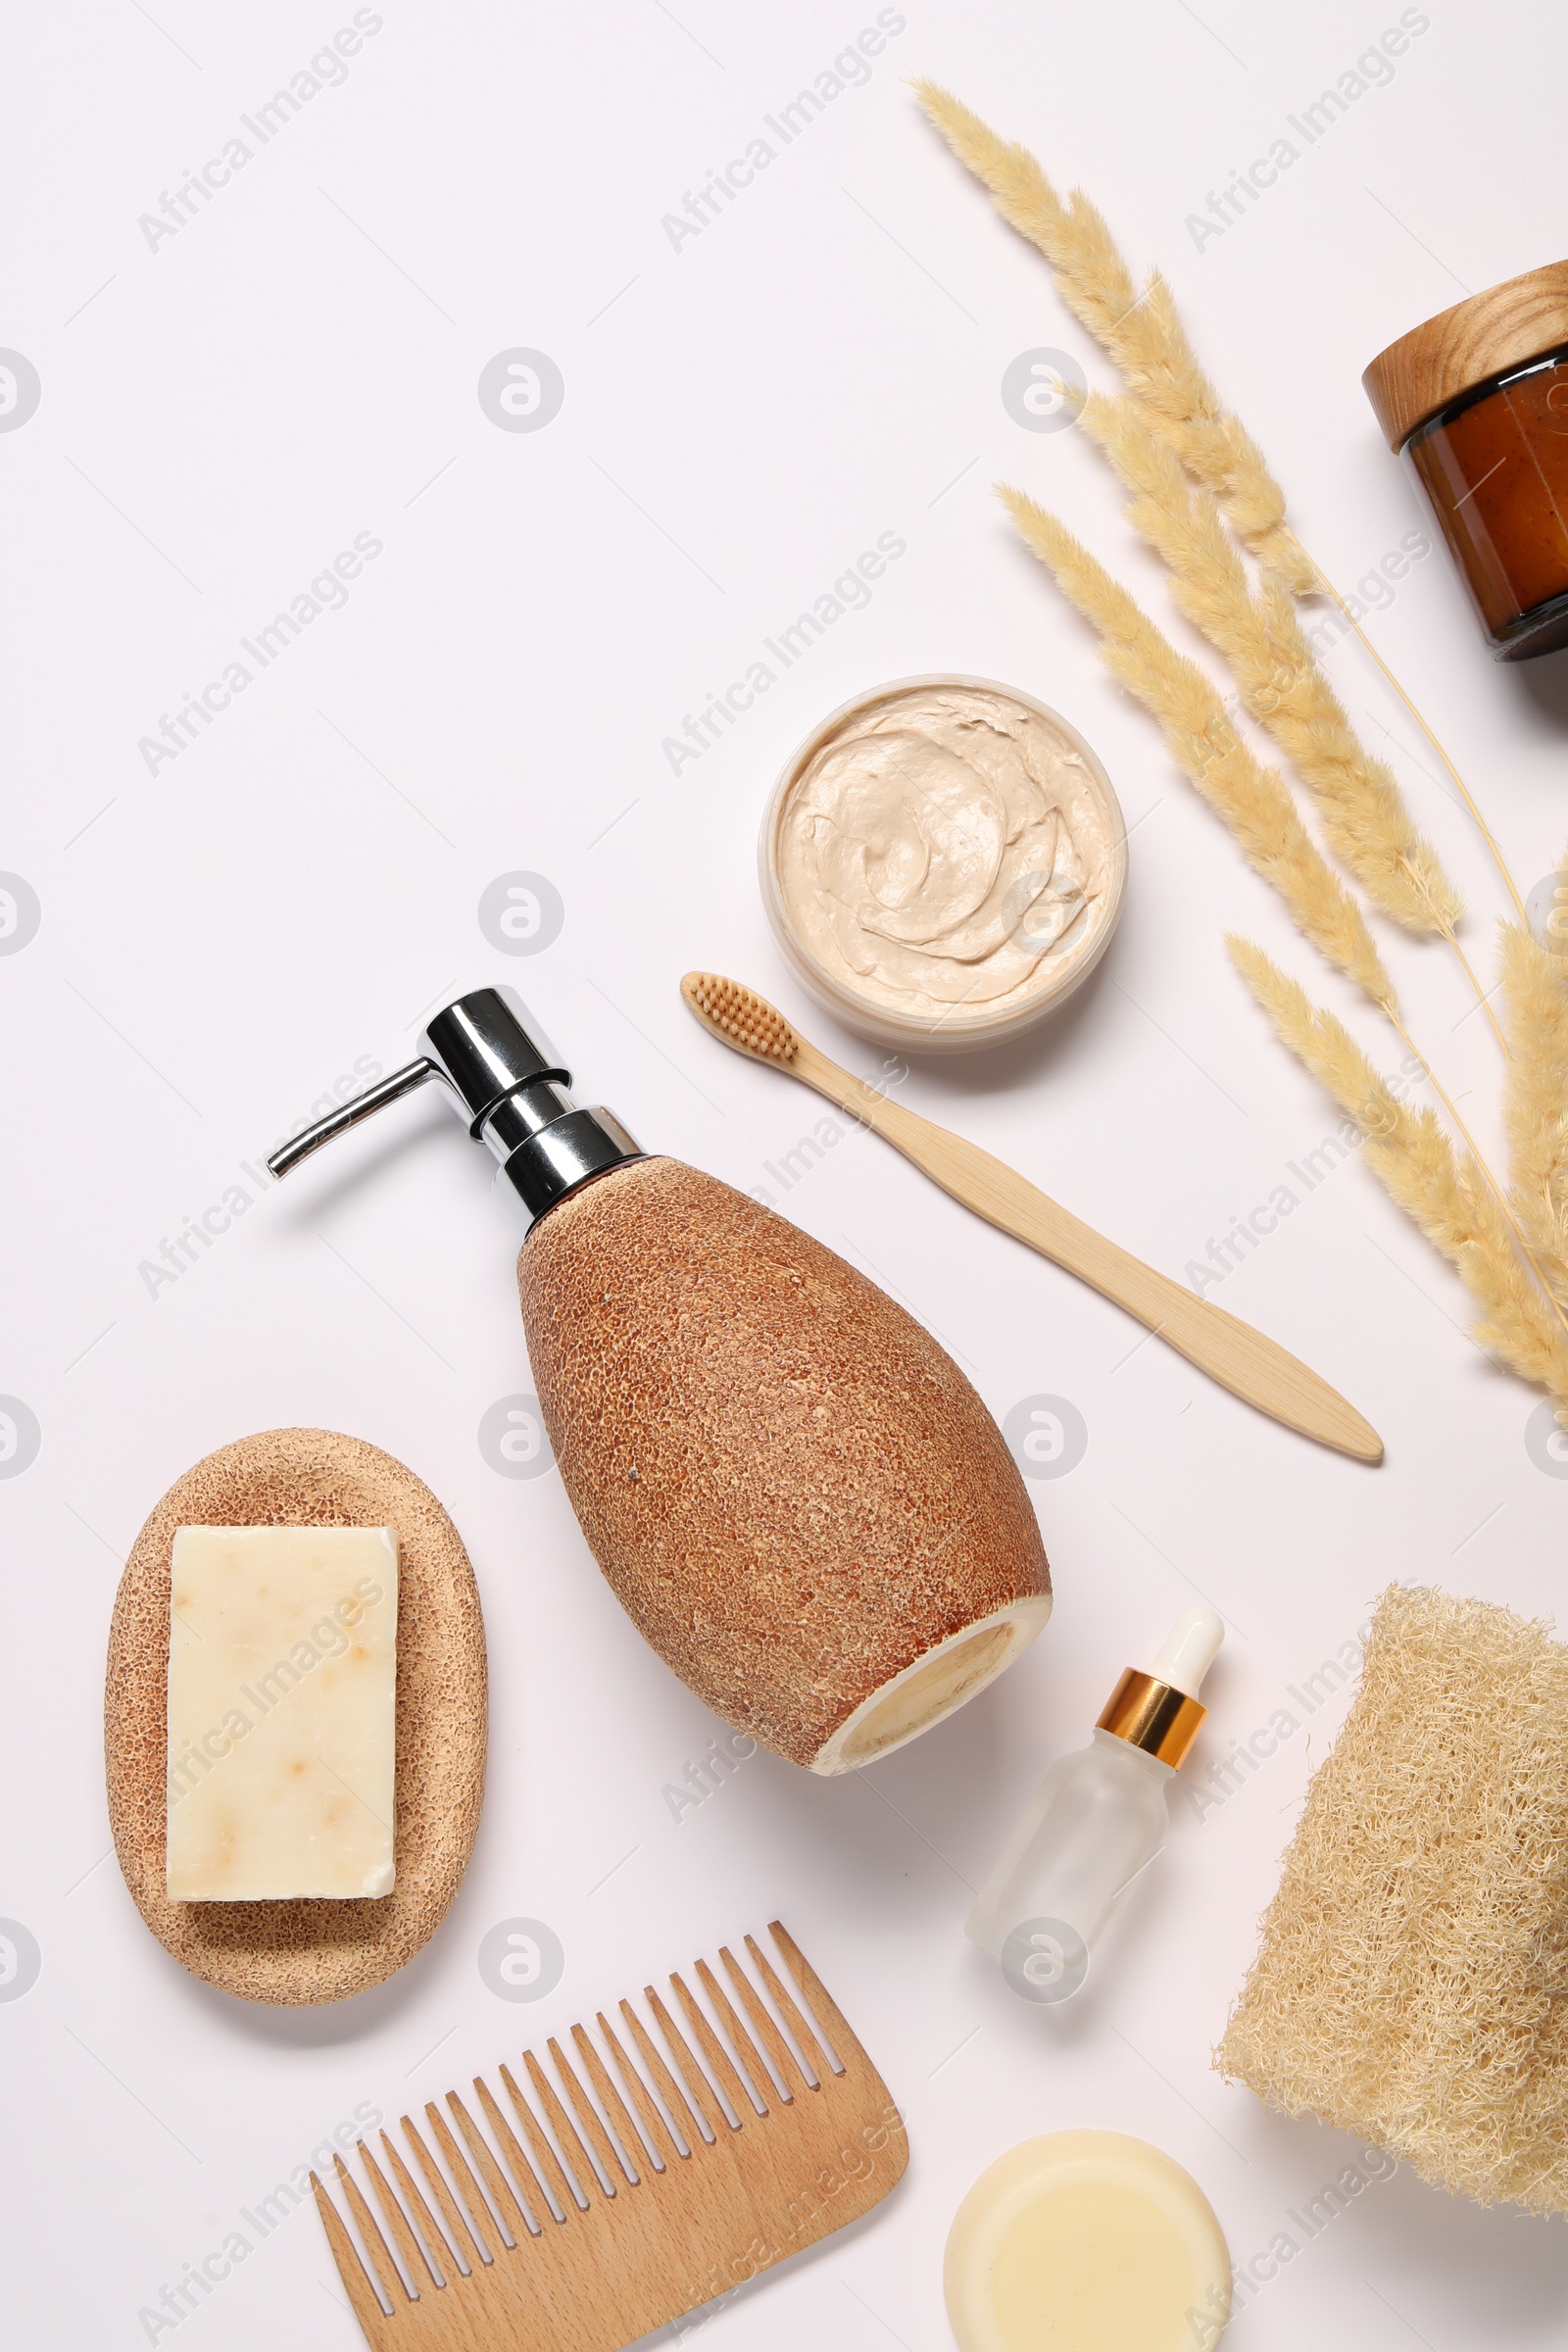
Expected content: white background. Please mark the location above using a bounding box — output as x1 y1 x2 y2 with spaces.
5 3 1568 2345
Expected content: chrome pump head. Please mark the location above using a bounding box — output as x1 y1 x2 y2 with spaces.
267 986 642 1236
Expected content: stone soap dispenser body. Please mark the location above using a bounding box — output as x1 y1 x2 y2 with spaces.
270 989 1052 1775
518 1153 1052 1773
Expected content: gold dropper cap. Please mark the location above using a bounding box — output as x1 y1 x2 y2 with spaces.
1095 1606 1223 1769
1097 1671 1206 1768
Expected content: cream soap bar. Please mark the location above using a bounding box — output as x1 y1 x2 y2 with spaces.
166 1525 398 1900
945 2132 1231 2352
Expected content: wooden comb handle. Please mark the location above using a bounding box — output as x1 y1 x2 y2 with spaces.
788 1037 1382 1464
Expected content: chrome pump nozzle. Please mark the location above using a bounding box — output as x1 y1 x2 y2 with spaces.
267 986 641 1236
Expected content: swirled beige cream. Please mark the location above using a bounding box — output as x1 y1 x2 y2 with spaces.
773 682 1122 1031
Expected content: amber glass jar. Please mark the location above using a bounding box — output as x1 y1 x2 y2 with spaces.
1364 261 1568 661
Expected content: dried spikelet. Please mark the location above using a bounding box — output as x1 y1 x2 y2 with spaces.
1077 388 1464 937
1229 937 1568 1405
1219 1584 1568 2215
1500 906 1568 1317
999 485 1395 1007
914 80 1315 593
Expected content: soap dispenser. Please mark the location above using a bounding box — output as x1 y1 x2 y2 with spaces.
966 1607 1223 2000
269 987 1051 1775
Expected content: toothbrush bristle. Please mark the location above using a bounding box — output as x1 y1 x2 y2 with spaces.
682 973 800 1063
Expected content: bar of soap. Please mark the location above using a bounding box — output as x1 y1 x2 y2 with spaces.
945 2132 1231 2352
167 1525 398 1900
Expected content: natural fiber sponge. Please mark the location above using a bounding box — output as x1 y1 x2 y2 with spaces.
1217 1584 1568 2213
517 1156 1051 1773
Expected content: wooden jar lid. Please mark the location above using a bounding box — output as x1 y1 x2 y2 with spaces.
1362 259 1568 449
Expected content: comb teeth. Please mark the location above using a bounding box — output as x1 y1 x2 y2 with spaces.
312 1923 906 2351
682 972 800 1063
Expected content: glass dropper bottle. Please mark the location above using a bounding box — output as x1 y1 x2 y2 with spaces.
966 1607 1223 2002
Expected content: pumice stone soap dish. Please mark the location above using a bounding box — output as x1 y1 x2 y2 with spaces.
105 1427 486 2006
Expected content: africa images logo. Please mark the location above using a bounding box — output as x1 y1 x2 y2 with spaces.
0 1919 41 2000
0 872 41 954
478 1394 556 1478
477 350 564 432
0 1398 42 1479
0 352 40 431
477 1918 564 2002
1003 1396 1088 1480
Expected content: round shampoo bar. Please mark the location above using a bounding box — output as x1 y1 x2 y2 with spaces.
945 2132 1231 2352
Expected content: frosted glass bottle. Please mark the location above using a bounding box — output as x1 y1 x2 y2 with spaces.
966 1608 1223 2002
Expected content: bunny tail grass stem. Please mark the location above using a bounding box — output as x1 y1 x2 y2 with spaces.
1000 484 1396 1010
1306 562 1530 925
1449 935 1512 1060
1500 909 1568 1318
1075 387 1463 936
914 82 1528 940
1229 940 1568 1398
1377 1009 1555 1329
914 80 1316 595
1004 481 1553 1329
1072 384 1511 1062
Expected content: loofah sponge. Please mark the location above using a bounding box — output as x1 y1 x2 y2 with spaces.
1217 1584 1568 2213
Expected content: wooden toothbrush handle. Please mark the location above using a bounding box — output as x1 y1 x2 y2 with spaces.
793 1043 1382 1463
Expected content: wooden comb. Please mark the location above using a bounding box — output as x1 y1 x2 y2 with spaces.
313 1922 907 2350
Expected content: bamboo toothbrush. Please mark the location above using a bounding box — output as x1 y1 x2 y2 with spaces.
681 973 1382 1463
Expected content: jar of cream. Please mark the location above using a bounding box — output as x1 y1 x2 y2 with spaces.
760 675 1127 1053
1363 259 1568 661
